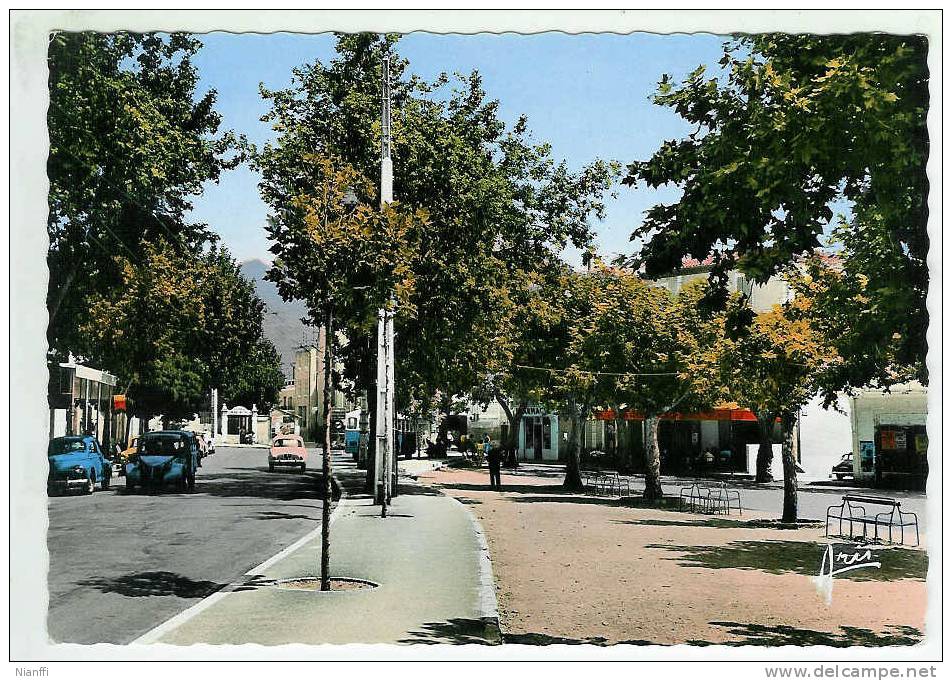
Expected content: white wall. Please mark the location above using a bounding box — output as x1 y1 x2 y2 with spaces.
799 394 853 480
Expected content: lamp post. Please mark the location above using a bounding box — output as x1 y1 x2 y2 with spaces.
374 54 397 517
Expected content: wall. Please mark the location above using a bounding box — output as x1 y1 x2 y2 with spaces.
850 383 928 480
799 394 853 480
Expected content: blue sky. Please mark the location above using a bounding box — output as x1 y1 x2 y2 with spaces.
187 31 729 264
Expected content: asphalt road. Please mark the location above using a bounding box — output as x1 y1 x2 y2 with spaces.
46 445 335 644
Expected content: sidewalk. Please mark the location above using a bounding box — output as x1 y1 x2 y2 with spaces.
138 456 498 646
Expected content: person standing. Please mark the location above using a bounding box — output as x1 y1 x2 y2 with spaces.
487 444 502 490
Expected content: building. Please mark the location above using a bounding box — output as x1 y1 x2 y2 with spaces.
849 382 928 488
48 359 118 448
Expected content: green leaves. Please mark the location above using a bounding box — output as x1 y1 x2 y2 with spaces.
625 33 929 391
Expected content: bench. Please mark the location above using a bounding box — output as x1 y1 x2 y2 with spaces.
679 483 712 513
826 494 919 546
679 482 743 515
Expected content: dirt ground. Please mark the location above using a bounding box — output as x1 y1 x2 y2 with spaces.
417 466 928 647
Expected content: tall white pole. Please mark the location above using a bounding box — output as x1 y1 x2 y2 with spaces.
377 54 394 513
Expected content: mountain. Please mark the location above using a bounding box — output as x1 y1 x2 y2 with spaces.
240 258 313 377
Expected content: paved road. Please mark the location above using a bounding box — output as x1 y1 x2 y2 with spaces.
47 445 334 644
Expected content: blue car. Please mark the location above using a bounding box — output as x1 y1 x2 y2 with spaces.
47 435 112 495
125 430 199 493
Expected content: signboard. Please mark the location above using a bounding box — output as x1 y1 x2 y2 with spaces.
915 434 928 453
859 441 875 472
894 430 907 449
113 394 128 411
880 430 897 450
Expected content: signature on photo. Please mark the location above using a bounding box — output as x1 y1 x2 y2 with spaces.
813 543 882 605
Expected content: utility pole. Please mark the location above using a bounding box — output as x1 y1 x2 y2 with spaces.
375 54 396 515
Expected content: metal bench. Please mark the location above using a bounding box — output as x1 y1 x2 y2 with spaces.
708 482 743 515
679 483 712 512
826 494 919 546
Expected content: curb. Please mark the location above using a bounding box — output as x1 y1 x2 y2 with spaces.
132 469 349 645
447 494 501 643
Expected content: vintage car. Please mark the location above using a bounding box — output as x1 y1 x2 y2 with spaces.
269 434 307 472
48 435 112 495
125 430 199 493
831 452 854 480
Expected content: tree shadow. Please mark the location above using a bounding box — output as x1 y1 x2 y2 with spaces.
647 540 928 581
77 571 225 598
251 510 320 521
689 622 922 647
398 618 502 645
502 632 653 646
193 470 340 501
613 517 822 530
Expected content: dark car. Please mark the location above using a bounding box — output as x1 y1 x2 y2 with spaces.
832 452 854 480
48 435 112 495
125 430 199 493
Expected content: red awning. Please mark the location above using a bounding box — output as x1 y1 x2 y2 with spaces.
593 408 762 422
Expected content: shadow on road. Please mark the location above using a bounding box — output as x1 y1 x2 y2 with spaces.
398 617 501 645
647 540 928 582
690 622 922 647
78 571 225 599
191 470 340 501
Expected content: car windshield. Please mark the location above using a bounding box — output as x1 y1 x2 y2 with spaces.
139 436 186 457
48 437 86 455
273 438 300 448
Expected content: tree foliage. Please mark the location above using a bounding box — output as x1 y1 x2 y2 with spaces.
625 34 929 389
47 32 242 362
81 240 284 419
253 33 617 420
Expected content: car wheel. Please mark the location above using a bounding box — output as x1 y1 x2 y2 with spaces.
101 470 111 491
187 469 196 491
86 471 96 495
125 477 136 493
836 474 844 480
269 463 274 473
300 464 306 473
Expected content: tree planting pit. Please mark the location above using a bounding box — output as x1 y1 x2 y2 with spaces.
272 577 378 592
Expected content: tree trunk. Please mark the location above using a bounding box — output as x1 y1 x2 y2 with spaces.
495 392 527 454
320 308 334 591
643 415 663 501
780 410 799 523
755 413 775 483
563 396 584 491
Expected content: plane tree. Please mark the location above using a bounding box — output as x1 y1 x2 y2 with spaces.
625 34 930 391
47 31 241 363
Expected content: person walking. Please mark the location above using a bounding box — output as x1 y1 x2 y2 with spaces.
487 444 502 490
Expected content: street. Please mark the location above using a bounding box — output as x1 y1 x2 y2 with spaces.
46 446 333 644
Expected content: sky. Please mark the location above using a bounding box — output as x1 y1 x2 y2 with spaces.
187 31 729 265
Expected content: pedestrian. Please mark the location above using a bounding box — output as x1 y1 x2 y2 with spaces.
487 445 502 490
482 434 491 458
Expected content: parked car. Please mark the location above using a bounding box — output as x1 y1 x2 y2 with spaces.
269 434 307 472
832 452 854 480
125 430 200 493
47 435 112 495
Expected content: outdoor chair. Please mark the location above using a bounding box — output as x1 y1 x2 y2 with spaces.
708 482 742 515
678 482 712 513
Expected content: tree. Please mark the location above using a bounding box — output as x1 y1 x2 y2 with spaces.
705 293 840 521
81 240 284 421
625 34 929 390
253 34 617 477
47 32 241 362
551 267 720 498
263 155 424 587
